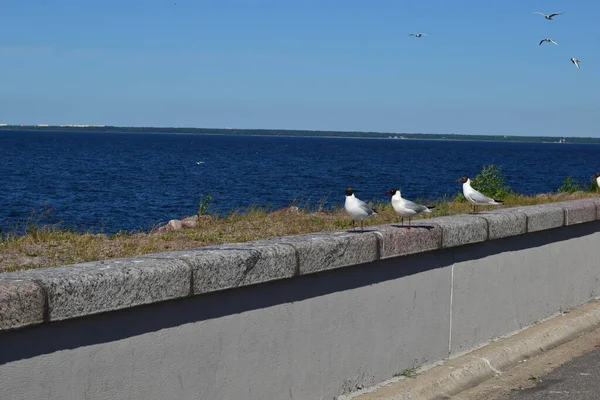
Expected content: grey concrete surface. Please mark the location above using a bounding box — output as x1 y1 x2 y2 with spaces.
346 300 600 400
507 346 600 399
451 223 600 354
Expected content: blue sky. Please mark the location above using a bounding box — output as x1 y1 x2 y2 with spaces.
1 1 598 136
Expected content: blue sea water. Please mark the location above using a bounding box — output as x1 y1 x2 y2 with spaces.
1 130 599 234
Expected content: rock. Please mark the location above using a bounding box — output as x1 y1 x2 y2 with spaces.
182 215 213 228
181 216 199 229
166 219 183 231
272 206 300 216
158 215 213 232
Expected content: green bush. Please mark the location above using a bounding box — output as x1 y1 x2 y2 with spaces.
557 176 580 193
469 165 513 201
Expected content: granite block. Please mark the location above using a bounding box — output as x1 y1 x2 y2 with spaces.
505 204 564 232
425 215 488 248
370 223 442 259
268 230 379 275
592 197 600 220
591 197 600 220
555 198 598 225
475 210 527 240
2 258 191 321
0 279 45 331
143 242 297 295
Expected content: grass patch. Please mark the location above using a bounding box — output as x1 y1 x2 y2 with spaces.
394 367 417 378
0 191 597 272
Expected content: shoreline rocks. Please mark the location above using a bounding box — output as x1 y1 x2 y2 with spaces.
157 215 213 232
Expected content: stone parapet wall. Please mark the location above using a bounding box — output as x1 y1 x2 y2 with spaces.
2 198 600 331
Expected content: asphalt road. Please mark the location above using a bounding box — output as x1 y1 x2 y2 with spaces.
507 345 600 400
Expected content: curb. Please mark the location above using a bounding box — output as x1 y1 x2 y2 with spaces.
342 299 600 400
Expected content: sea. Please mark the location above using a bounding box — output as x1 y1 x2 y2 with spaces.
1 130 599 234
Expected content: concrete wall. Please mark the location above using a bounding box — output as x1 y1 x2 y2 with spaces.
1 198 600 400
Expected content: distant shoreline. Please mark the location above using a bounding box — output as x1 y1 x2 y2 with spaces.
2 126 600 144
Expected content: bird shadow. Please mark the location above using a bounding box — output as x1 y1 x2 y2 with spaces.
391 224 435 230
346 229 378 233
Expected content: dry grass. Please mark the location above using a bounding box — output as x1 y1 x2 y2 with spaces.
1 191 597 273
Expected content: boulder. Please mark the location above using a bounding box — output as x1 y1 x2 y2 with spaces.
166 219 183 231
158 215 213 232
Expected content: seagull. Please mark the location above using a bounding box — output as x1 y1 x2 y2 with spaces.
344 187 377 231
457 176 503 213
385 188 434 229
571 58 581 69
409 33 427 38
533 12 565 20
594 173 600 191
539 38 558 46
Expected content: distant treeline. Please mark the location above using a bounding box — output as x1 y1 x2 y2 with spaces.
2 125 600 144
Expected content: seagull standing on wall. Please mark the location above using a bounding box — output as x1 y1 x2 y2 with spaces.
344 187 377 231
571 58 581 69
533 12 565 20
457 176 503 213
594 173 600 192
539 38 558 46
385 188 434 229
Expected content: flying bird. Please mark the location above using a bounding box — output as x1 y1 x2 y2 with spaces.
385 188 434 229
571 57 581 69
457 176 502 213
539 38 558 46
409 33 427 38
533 12 565 20
344 187 377 231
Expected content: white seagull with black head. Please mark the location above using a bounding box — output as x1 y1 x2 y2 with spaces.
385 188 434 229
533 12 565 20
457 176 503 213
344 187 377 231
